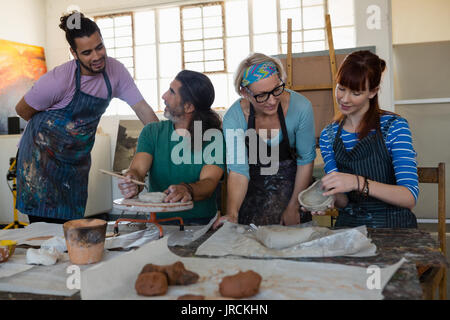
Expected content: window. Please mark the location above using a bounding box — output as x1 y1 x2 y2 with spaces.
93 0 355 115
181 2 226 73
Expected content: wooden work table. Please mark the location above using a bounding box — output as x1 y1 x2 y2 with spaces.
0 227 447 300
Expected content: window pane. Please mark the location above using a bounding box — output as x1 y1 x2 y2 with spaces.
303 6 325 29
136 79 158 110
115 26 132 37
159 78 172 108
329 0 354 27
185 50 204 62
115 37 132 48
107 48 115 57
159 43 181 78
303 0 323 5
253 0 277 34
225 0 248 36
114 15 131 27
304 29 325 41
203 5 221 17
304 40 325 52
280 8 302 31
159 8 180 42
226 36 249 73
183 18 202 30
104 38 115 48
135 45 157 79
282 42 303 54
227 73 239 106
115 47 133 58
205 60 224 72
182 7 201 19
184 40 204 51
184 29 203 41
204 27 223 38
204 39 223 50
205 49 224 61
204 16 222 28
280 0 301 9
208 73 227 108
253 33 278 56
101 28 114 39
185 62 204 72
97 18 113 29
135 11 155 45
281 31 302 43
332 27 355 49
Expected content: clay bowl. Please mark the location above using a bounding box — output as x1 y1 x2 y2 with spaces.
63 219 107 265
0 240 17 263
298 180 333 212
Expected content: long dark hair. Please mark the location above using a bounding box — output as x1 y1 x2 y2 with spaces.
59 11 102 51
335 50 389 139
175 70 222 148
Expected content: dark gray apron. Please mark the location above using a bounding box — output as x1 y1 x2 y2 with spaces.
327 116 417 228
238 103 312 226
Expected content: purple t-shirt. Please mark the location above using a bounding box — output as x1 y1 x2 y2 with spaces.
24 56 144 111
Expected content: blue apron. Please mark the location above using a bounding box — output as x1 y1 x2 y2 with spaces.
16 60 112 220
327 116 417 228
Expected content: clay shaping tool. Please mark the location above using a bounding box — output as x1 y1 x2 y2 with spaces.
99 169 148 190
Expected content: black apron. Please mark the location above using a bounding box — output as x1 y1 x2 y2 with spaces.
238 103 312 226
327 116 417 228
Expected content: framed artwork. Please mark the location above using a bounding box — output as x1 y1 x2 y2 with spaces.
0 39 47 133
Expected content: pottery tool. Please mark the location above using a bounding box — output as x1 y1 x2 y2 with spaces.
99 169 148 189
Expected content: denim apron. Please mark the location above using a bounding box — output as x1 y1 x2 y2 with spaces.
238 103 312 226
16 60 112 220
327 116 417 228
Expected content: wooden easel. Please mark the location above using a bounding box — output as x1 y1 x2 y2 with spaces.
286 14 340 117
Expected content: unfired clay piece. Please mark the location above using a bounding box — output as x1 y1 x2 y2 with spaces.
140 261 199 285
135 272 168 296
255 225 329 249
138 192 167 203
219 270 262 298
298 180 333 212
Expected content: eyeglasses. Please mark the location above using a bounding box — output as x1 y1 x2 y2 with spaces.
245 82 285 103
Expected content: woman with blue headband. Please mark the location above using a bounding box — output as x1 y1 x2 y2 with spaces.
213 53 316 228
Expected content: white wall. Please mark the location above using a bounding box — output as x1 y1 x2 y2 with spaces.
0 0 46 47
354 0 395 112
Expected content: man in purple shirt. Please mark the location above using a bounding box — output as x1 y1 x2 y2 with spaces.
14 12 159 224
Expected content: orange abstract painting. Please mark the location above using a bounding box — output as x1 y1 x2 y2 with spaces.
0 39 47 133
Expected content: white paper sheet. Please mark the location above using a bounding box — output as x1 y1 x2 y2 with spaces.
195 222 377 258
80 237 405 300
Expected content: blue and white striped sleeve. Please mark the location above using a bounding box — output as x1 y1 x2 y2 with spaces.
385 117 419 202
319 124 338 174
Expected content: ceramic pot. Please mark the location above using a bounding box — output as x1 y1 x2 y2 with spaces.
298 180 334 212
63 219 107 265
0 240 17 263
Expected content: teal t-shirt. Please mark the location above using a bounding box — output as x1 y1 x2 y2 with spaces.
136 120 225 222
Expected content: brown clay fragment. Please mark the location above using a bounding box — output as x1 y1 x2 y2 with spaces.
140 261 199 285
135 271 168 296
177 294 205 300
219 270 262 298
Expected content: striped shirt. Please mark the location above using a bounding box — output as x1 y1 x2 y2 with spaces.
319 114 419 202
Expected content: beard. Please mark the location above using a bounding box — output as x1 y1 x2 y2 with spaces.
164 104 185 123
78 56 106 74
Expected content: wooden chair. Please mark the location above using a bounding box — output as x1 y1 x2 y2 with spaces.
417 163 447 300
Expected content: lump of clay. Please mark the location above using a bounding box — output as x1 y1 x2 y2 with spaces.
135 271 168 296
140 261 199 285
219 270 262 298
138 192 167 203
177 294 205 300
255 225 330 249
298 180 333 212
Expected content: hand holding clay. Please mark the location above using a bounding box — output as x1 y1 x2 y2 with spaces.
163 184 192 203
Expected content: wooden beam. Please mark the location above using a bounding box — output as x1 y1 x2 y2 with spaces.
325 14 339 117
287 18 293 89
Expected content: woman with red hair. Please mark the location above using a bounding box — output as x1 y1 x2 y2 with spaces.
315 50 418 228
